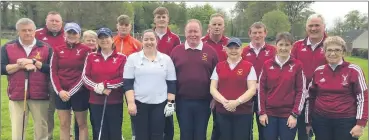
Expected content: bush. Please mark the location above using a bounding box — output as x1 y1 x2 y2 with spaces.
351 48 368 59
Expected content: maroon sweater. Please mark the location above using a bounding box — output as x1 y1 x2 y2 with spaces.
202 34 229 62
170 43 218 100
156 28 181 56
242 44 276 78
216 60 253 114
35 27 65 49
306 61 368 126
258 57 306 118
82 50 126 104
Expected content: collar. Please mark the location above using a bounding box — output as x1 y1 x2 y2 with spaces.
45 27 63 37
274 55 291 67
185 41 203 50
329 59 344 67
139 50 163 62
227 57 242 65
249 42 266 50
18 37 37 47
303 33 327 47
116 33 131 40
202 34 228 44
154 27 170 36
96 49 117 57
66 42 81 49
307 37 323 46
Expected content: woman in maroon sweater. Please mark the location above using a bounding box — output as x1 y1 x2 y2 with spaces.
258 32 307 140
209 37 257 140
306 36 368 140
82 27 126 139
50 22 90 140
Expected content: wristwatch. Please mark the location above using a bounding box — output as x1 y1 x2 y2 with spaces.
32 58 37 65
168 100 175 103
291 112 299 118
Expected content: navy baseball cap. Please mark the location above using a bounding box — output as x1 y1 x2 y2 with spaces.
64 22 81 34
97 27 113 38
227 37 242 47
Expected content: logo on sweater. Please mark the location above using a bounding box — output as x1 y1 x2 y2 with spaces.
202 53 208 61
301 48 307 51
319 78 326 83
167 37 171 42
60 50 64 54
341 74 348 86
237 69 243 75
320 48 324 54
288 64 295 72
76 49 81 55
34 51 42 60
94 59 100 62
222 45 226 52
112 57 117 63
246 53 251 56
42 37 48 40
265 50 270 56
269 66 274 69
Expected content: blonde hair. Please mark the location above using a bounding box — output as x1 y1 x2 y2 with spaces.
323 36 347 52
82 30 97 40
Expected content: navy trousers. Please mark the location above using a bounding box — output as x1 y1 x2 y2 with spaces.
263 116 297 140
312 114 358 140
176 99 211 140
216 113 253 140
250 96 265 140
297 107 312 140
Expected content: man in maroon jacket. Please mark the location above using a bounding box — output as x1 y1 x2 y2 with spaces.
35 11 65 140
201 13 229 140
241 22 276 140
1 18 52 140
291 14 328 140
152 7 181 140
171 19 218 140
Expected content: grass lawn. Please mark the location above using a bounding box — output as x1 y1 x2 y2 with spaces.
1 39 368 139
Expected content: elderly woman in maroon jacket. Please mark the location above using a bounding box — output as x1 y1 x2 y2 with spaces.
50 22 90 140
258 32 307 140
82 27 126 139
305 36 368 140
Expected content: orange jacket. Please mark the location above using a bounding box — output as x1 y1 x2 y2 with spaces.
113 34 142 56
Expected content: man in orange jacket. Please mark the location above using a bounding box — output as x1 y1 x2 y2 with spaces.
113 14 142 56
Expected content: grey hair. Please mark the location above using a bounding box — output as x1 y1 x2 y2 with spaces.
82 30 97 40
16 18 36 31
307 13 325 25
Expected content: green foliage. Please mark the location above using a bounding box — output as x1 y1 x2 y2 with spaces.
186 3 217 33
351 48 369 59
262 10 291 37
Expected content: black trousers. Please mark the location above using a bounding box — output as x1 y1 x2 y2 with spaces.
132 100 166 140
312 114 358 140
297 106 312 140
164 115 174 140
216 113 253 140
89 103 123 140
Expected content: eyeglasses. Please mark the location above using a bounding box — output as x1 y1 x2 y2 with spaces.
326 49 343 54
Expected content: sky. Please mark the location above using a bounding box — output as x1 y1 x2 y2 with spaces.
186 2 368 29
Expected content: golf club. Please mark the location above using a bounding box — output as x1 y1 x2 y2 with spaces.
21 71 29 140
98 95 108 140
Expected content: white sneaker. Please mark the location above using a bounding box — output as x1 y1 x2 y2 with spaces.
132 136 135 140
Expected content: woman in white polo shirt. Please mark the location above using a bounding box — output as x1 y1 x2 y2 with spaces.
123 29 177 140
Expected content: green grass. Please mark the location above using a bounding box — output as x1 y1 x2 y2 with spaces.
1 39 368 139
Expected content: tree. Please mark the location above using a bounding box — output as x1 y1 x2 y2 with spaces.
344 10 364 30
262 10 291 37
186 4 216 33
279 1 314 36
328 17 347 36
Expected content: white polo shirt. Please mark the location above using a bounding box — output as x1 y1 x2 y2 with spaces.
19 37 36 56
211 58 257 81
123 50 176 104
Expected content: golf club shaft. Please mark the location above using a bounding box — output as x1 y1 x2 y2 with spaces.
98 96 108 140
21 71 29 140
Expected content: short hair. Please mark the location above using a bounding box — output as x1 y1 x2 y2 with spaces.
117 15 131 25
307 13 325 25
323 36 347 52
153 7 169 16
142 29 159 41
82 30 97 40
185 19 202 31
16 18 36 31
275 32 294 45
210 13 224 20
249 22 267 33
47 11 61 16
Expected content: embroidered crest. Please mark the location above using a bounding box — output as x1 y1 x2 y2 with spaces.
42 37 48 40
320 48 324 54
288 64 295 72
341 74 348 86
301 48 307 51
34 51 42 60
320 78 326 83
202 53 208 61
94 59 100 62
222 45 226 52
237 69 243 75
112 57 117 63
265 50 270 56
60 50 64 54
269 66 274 69
76 49 81 55
246 53 251 56
167 37 171 42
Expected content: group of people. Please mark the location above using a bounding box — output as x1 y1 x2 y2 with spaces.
1 6 368 140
